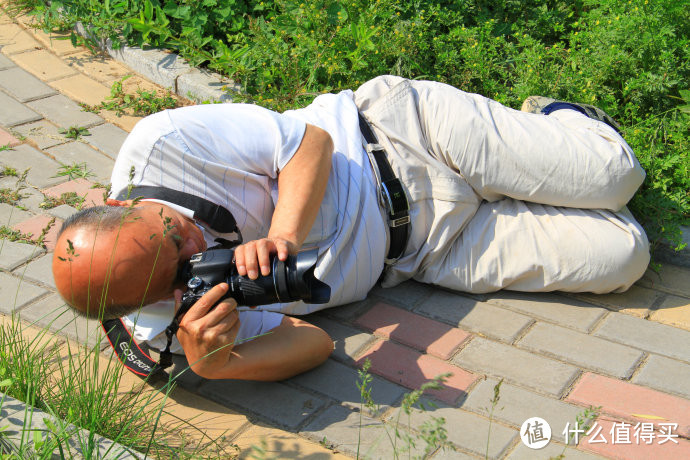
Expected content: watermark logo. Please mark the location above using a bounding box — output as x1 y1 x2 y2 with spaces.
520 417 552 449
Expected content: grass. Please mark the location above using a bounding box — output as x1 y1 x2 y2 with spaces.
81 75 179 117
53 162 94 181
39 191 86 210
58 125 90 140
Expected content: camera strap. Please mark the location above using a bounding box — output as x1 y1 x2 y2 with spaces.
102 186 243 379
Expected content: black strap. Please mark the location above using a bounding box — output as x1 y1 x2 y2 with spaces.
102 318 167 378
358 113 410 261
116 185 240 235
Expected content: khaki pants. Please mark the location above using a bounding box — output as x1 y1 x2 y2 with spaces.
354 76 649 294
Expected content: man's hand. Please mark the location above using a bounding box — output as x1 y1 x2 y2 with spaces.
234 237 297 280
174 283 240 378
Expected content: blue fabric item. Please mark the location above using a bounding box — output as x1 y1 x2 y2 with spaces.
542 102 587 116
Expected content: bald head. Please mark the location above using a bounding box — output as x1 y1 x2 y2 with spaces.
52 202 206 319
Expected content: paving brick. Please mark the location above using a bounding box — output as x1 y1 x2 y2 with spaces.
0 126 20 146
0 66 57 101
355 302 470 359
517 322 643 378
566 373 690 438
356 340 477 404
579 418 690 460
649 295 690 331
48 74 111 106
593 313 690 363
369 279 435 310
199 379 326 430
574 285 662 318
289 358 406 413
0 271 47 313
13 120 67 149
0 238 44 270
45 203 79 220
63 50 131 85
631 354 690 400
307 315 376 363
12 49 77 81
13 252 54 288
98 109 141 132
639 264 690 298
42 178 106 208
428 448 478 459
453 337 579 397
45 142 114 182
12 214 61 250
26 94 103 129
415 290 532 343
28 29 80 56
506 441 608 459
83 122 128 159
323 297 372 320
235 424 350 459
0 51 14 70
16 186 47 213
0 202 33 227
394 404 518 459
18 293 104 347
487 291 607 332
301 404 426 459
0 24 40 54
462 378 591 443
0 91 42 126
1 144 62 187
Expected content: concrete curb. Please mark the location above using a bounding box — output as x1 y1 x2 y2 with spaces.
73 22 241 103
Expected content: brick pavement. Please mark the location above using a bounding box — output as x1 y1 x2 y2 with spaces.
1 6 689 459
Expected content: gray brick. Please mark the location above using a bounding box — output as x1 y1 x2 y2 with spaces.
320 297 372 320
108 45 189 90
0 53 15 71
18 293 104 347
429 448 477 459
506 441 606 460
594 313 690 363
16 186 48 213
0 271 47 313
453 337 579 397
518 323 643 378
84 123 128 159
416 291 532 342
176 68 237 103
462 378 586 443
0 67 57 102
632 354 690 399
46 141 115 182
27 94 103 129
487 291 606 332
308 315 376 363
14 252 54 288
389 404 518 459
0 239 44 270
370 279 435 310
288 358 406 413
13 120 68 149
199 379 325 430
45 203 79 221
301 404 425 459
0 202 33 226
0 144 62 188
0 91 42 127
574 285 662 315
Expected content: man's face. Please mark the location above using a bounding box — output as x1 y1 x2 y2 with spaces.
52 202 207 315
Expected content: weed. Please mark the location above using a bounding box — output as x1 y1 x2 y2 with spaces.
0 166 18 177
0 169 29 206
53 162 94 180
0 226 36 245
82 75 179 117
0 144 12 152
39 191 86 210
58 125 90 140
485 378 503 459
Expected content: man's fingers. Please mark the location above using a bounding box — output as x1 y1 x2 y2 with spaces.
256 240 273 276
182 283 231 321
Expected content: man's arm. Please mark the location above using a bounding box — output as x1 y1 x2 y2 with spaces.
175 283 333 380
233 123 334 279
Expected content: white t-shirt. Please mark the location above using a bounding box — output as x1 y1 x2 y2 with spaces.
112 91 387 343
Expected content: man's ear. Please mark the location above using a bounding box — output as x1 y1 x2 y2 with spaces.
105 198 135 207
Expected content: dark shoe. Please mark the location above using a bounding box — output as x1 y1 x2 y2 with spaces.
521 96 622 133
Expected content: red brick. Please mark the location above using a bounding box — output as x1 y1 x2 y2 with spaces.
355 302 470 359
567 373 690 438
12 214 62 250
42 178 106 207
356 339 477 404
578 417 690 460
0 127 21 147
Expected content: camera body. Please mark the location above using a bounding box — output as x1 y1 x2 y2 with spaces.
177 247 330 317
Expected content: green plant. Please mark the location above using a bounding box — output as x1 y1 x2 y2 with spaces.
82 75 179 116
0 169 28 206
53 162 94 180
485 378 503 460
0 166 18 177
0 144 12 153
0 226 36 245
39 191 86 210
58 125 90 140
550 405 601 460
